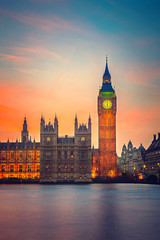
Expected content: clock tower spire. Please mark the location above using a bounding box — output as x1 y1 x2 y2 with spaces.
103 56 111 83
97 57 117 178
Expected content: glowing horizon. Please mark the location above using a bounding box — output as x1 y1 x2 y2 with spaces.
0 0 160 155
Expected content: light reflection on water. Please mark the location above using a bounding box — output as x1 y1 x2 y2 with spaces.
0 184 160 240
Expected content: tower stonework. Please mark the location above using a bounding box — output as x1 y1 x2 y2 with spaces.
40 115 92 183
92 58 117 178
40 116 58 182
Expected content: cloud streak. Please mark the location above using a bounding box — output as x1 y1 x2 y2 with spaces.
0 8 85 34
13 46 65 61
0 53 28 62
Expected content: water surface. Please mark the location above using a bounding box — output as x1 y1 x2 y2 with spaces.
0 184 160 240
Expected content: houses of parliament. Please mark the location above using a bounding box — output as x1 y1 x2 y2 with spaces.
0 59 117 182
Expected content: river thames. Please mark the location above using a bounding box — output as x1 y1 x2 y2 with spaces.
0 184 160 240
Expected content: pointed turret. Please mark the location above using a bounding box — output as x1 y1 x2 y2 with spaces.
40 114 45 131
100 56 115 94
16 138 18 149
21 116 29 143
103 56 111 83
54 114 58 133
23 116 28 132
88 114 91 132
74 114 78 133
7 138 9 149
128 140 133 151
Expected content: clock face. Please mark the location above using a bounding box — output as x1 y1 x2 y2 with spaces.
47 137 51 142
81 137 85 142
103 100 112 109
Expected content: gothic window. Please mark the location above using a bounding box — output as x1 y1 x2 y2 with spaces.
36 152 40 161
28 165 31 172
58 151 61 159
10 165 14 172
64 151 67 160
11 152 14 160
36 165 40 172
19 165 23 172
106 118 111 126
46 164 49 169
2 165 5 172
106 130 110 138
81 151 86 160
45 151 52 160
28 151 32 161
71 165 74 171
2 152 6 160
19 152 23 160
70 151 74 159
58 165 61 171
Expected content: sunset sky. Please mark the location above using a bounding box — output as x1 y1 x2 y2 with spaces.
0 0 160 155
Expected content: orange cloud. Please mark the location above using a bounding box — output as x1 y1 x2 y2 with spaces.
0 53 28 62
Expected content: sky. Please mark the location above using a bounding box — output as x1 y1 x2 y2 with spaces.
0 0 160 155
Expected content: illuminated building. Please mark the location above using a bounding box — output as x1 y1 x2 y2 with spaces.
40 115 92 183
117 141 145 175
0 58 119 182
92 58 117 178
144 133 160 181
0 117 40 180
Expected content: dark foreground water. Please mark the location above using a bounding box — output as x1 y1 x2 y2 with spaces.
0 184 160 240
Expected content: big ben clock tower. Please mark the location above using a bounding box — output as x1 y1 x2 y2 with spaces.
98 57 117 178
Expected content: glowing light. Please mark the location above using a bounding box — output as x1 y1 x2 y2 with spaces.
102 100 112 109
107 169 117 178
91 171 95 179
81 137 85 141
138 173 143 179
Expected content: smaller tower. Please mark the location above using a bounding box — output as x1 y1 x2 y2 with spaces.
40 115 58 183
40 114 45 131
21 116 29 143
128 140 133 152
88 115 91 133
54 114 58 134
74 117 92 182
74 114 78 133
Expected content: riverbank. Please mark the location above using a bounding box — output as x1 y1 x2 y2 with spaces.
0 176 159 184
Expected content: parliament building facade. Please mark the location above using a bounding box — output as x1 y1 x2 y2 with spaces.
40 115 92 183
0 59 118 182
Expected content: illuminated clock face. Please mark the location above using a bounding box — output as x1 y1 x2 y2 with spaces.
81 137 85 142
103 100 112 109
47 137 51 142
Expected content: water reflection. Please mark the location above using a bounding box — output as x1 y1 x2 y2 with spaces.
0 184 160 240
